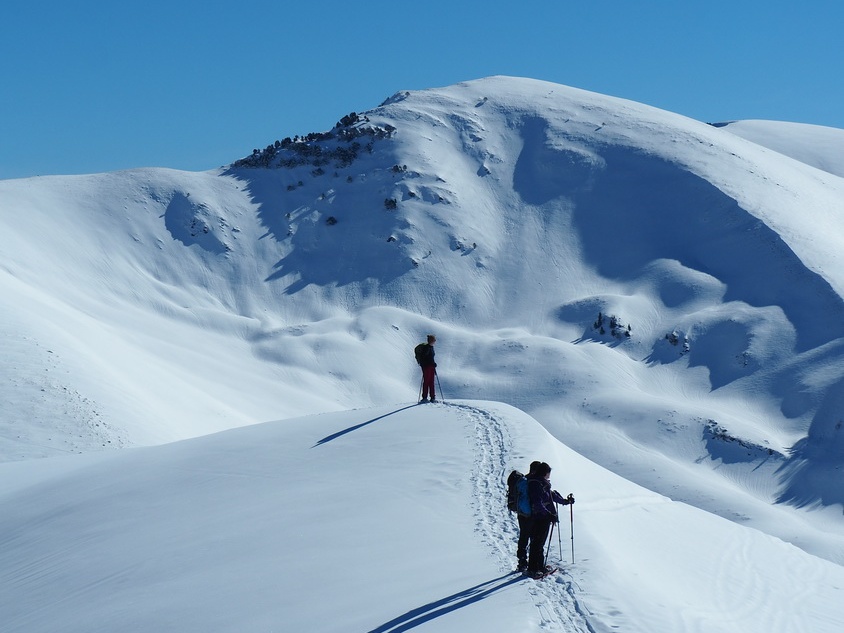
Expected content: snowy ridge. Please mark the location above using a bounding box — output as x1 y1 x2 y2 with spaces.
3 75 844 630
4 401 844 632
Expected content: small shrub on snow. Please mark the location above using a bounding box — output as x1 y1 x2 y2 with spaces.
593 312 631 339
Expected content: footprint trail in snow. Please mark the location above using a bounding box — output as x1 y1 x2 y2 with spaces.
448 402 595 633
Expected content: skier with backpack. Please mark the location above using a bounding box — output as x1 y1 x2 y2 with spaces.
507 461 541 572
414 334 437 402
526 462 574 578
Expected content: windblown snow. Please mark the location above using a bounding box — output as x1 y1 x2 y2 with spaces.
2 76 844 632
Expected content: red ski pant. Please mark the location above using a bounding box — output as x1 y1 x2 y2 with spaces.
421 366 436 400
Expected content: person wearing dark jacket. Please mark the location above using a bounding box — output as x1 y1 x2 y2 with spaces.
526 462 574 577
515 461 542 572
416 334 437 402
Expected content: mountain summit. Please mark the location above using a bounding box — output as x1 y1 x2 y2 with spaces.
3 75 844 632
2 74 844 534
227 75 844 510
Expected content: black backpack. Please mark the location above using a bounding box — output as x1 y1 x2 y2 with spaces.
414 343 428 366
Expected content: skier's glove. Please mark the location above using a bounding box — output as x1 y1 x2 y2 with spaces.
567 493 575 505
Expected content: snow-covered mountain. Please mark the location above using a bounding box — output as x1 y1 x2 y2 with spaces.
2 76 844 631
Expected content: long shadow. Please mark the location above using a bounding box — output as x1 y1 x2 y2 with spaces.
313 404 418 447
367 573 524 633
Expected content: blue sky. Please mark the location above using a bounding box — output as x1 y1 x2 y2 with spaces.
2 0 841 180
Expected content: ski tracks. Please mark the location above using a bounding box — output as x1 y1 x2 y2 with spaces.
448 402 594 633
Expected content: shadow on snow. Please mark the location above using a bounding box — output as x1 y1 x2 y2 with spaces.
312 404 418 447
366 573 525 633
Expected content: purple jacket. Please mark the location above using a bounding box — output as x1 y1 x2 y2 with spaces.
527 474 568 520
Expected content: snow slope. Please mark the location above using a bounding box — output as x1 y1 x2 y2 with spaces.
715 119 844 178
4 401 844 633
3 75 844 630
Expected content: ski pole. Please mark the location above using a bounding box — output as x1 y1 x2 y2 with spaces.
545 520 555 568
435 371 444 402
556 503 563 563
570 500 575 564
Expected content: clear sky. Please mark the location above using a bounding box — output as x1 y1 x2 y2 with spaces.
2 0 841 180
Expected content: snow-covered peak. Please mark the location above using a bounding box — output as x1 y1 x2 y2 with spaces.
3 76 844 630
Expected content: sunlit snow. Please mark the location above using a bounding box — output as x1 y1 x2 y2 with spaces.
3 76 844 632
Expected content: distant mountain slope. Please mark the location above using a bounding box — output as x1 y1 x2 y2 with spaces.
2 75 844 525
715 119 844 178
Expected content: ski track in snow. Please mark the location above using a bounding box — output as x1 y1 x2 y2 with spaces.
449 402 595 633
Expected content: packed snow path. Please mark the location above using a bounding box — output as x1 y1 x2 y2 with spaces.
453 402 593 632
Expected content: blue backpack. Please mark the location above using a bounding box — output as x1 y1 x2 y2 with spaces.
506 470 531 516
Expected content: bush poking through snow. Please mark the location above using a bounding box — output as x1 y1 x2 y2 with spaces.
665 331 690 354
593 312 632 339
232 116 396 170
